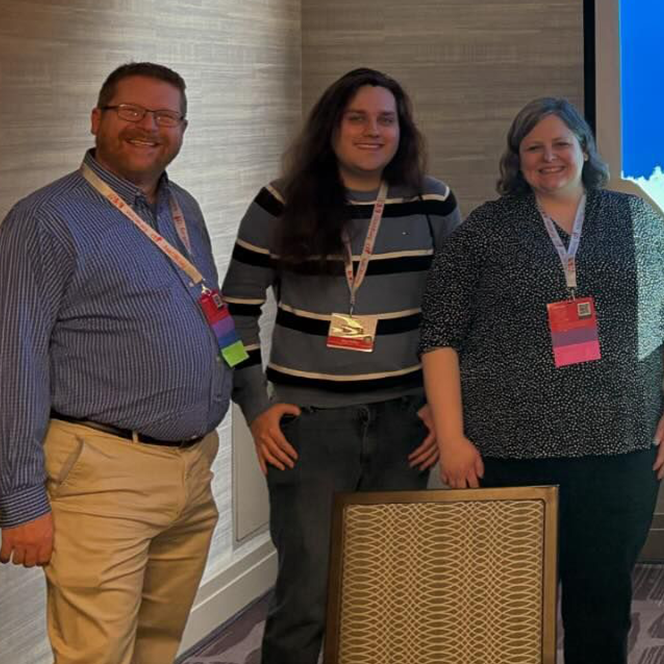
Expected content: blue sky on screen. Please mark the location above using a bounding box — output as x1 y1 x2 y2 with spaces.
621 0 664 179
621 0 664 211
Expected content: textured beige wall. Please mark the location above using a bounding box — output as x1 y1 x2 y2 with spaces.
0 0 586 659
302 0 584 216
0 1 301 661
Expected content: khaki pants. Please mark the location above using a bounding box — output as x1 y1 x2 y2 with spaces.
43 419 219 664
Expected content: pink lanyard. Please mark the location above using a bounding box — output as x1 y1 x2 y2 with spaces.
81 162 203 286
341 181 388 315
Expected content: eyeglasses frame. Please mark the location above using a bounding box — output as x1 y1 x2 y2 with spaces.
100 103 186 128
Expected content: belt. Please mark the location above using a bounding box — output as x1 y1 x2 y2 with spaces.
50 411 204 448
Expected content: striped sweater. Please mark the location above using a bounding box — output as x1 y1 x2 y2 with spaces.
222 176 461 424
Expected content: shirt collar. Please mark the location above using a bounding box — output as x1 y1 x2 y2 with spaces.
82 149 170 205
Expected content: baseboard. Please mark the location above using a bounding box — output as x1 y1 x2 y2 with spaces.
177 539 277 656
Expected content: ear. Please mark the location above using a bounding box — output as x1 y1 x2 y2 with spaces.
91 107 102 136
181 118 188 136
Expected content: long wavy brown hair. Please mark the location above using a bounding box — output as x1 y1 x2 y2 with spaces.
275 68 426 271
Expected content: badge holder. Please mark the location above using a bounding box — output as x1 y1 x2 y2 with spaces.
200 288 249 367
327 313 378 353
547 296 600 368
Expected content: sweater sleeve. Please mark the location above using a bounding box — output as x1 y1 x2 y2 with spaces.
222 185 282 424
420 176 463 251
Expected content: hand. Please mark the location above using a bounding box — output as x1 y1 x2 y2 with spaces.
653 413 664 480
438 436 484 489
408 404 439 471
250 403 301 474
0 512 54 568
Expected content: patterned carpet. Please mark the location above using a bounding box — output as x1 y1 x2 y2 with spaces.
179 564 664 664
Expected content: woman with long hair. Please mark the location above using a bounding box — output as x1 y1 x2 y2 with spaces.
223 68 461 663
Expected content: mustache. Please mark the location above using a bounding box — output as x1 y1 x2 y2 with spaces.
120 129 161 143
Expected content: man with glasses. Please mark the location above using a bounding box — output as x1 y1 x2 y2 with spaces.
0 62 231 664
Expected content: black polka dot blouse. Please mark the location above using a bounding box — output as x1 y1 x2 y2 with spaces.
419 189 664 459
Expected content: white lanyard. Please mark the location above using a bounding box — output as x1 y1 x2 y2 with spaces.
539 194 586 296
342 181 388 314
81 163 204 286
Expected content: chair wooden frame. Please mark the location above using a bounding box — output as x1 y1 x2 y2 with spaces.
324 486 558 664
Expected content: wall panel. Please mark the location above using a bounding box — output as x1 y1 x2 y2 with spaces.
302 0 584 215
0 1 300 661
0 1 589 660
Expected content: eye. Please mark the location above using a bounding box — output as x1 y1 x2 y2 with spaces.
379 115 396 126
346 114 365 123
123 106 142 119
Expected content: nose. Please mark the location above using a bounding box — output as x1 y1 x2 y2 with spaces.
542 146 556 161
363 118 380 136
136 110 159 131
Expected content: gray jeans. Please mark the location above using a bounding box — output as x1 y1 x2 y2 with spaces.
261 394 430 664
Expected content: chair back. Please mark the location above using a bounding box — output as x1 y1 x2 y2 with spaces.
324 486 558 664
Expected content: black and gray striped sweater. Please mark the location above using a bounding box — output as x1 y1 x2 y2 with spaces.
222 176 461 424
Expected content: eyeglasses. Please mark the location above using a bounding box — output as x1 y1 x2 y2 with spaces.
101 103 185 128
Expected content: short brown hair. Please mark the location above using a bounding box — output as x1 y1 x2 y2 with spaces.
97 62 187 116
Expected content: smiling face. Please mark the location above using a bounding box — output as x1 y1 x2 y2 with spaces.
332 85 400 191
91 75 187 196
518 113 588 200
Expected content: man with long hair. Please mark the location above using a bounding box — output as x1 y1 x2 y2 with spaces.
224 68 461 663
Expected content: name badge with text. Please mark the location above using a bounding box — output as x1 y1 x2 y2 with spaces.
547 296 601 368
327 313 378 353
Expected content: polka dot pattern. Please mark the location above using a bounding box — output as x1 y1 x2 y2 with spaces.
419 190 664 458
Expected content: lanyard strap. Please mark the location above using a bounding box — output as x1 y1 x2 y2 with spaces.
81 163 203 285
342 181 389 314
539 194 586 294
169 196 192 255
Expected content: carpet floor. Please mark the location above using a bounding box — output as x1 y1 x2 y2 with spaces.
180 563 664 663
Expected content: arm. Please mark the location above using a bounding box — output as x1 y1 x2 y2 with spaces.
222 185 299 473
628 194 664 478
406 181 463 471
422 348 484 488
418 200 491 487
0 201 73 564
653 345 664 480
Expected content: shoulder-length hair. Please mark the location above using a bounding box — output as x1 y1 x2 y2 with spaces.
497 97 609 197
275 67 427 270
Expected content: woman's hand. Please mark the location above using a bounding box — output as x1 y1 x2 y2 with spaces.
408 404 439 470
438 436 484 489
249 403 301 474
653 413 664 480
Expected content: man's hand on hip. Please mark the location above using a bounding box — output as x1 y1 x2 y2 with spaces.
250 403 301 474
0 512 54 568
